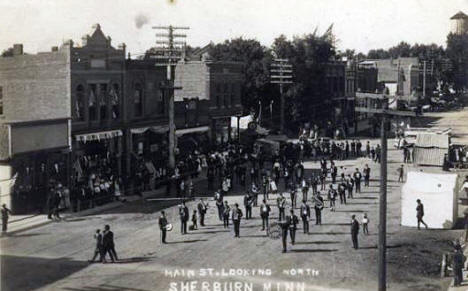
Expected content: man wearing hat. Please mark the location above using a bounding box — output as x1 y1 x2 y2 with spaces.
231 203 243 238
179 201 189 234
350 215 360 249
158 211 168 244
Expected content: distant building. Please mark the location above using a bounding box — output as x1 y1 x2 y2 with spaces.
174 52 243 155
359 57 430 102
450 11 468 35
0 44 72 213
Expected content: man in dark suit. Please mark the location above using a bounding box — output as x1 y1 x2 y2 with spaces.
103 225 118 262
363 164 371 187
179 201 189 234
197 199 207 226
286 209 299 245
314 192 324 225
353 168 362 193
350 215 360 249
158 211 168 244
300 200 310 234
231 203 243 238
277 193 286 221
89 229 104 263
243 192 252 220
260 199 271 233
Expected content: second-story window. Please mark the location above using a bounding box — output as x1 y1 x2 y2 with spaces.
99 84 108 120
134 83 143 117
0 86 4 116
75 85 85 121
88 84 97 121
223 83 229 107
110 84 120 119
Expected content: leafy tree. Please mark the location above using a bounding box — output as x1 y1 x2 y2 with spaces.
207 38 272 114
446 32 468 92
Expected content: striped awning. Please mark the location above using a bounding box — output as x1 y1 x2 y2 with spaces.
75 130 123 143
413 148 448 166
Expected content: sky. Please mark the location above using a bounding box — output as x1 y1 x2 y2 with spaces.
1 0 467 56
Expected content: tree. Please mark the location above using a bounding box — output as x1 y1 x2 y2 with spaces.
446 33 468 92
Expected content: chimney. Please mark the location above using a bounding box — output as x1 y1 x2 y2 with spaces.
13 44 23 56
51 46 59 52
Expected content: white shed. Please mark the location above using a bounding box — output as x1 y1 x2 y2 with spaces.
401 171 459 229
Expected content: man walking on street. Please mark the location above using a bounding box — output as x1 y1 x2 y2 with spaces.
243 192 252 220
277 193 286 221
350 215 360 249
286 209 299 245
223 201 231 228
300 200 310 234
88 229 104 263
179 201 189 235
416 199 428 230
197 199 207 226
231 203 243 238
1 204 12 233
353 168 362 193
314 192 324 225
103 225 118 262
260 199 271 233
363 164 371 187
397 165 405 182
158 211 168 244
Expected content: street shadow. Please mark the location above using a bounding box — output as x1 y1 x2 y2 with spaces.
345 202 377 205
321 223 351 226
165 239 208 244
186 230 229 234
355 196 378 200
63 284 151 291
289 249 338 253
113 257 154 264
1 255 89 291
358 246 378 249
242 234 268 238
308 231 349 235
63 218 89 222
335 210 365 213
4 232 49 238
295 241 340 245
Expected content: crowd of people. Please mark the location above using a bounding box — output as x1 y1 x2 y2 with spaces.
157 137 382 253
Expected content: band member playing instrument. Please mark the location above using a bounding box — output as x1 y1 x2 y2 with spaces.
197 198 208 226
215 190 224 221
363 164 371 187
244 191 253 219
328 185 337 212
223 201 231 228
251 182 259 206
286 209 299 245
232 203 243 238
277 193 286 221
179 201 189 235
300 200 311 234
158 211 168 244
338 180 347 204
260 199 271 233
314 192 324 225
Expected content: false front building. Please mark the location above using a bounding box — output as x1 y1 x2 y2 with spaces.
174 53 243 156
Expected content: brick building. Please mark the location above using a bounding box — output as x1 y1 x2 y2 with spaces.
174 53 243 155
0 44 71 213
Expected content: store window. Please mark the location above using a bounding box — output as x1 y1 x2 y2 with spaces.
0 86 3 116
134 83 143 117
75 85 85 121
110 84 120 119
88 84 97 121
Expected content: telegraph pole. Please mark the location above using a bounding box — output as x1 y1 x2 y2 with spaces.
270 59 293 134
151 25 189 170
355 95 416 291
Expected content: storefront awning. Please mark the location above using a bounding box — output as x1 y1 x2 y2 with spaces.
176 126 210 136
75 130 123 142
130 125 169 134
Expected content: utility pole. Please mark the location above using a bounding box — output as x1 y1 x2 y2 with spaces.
422 60 427 100
355 95 417 291
270 59 293 134
151 25 189 170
